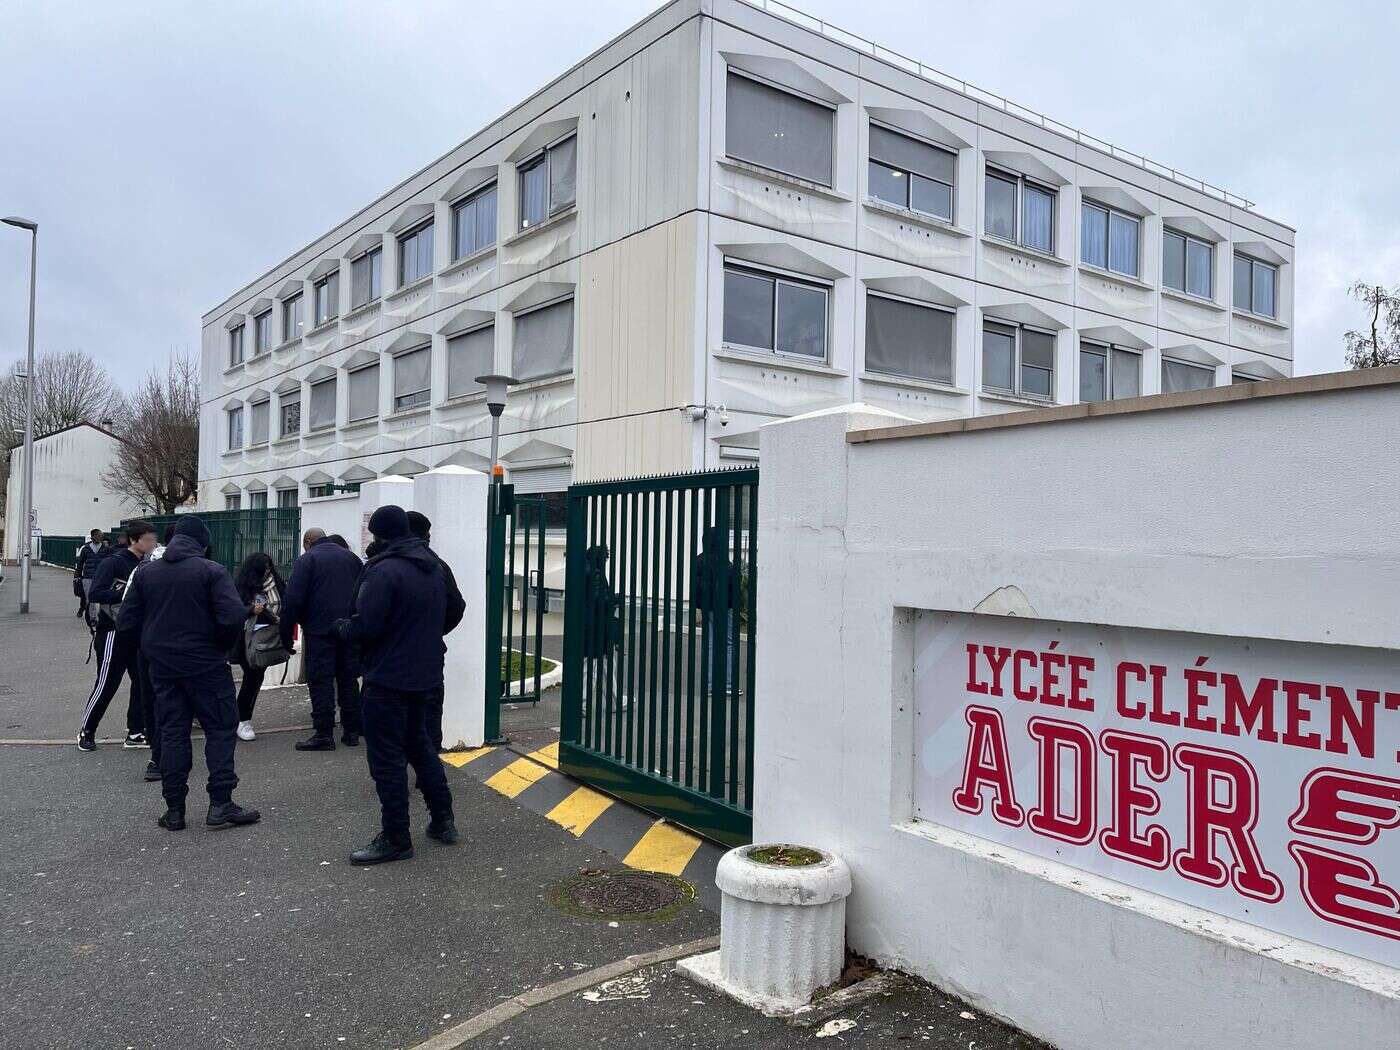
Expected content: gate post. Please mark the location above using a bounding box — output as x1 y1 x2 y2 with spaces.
482 482 511 744
413 466 489 750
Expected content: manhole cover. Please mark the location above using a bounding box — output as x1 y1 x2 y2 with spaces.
549 868 694 922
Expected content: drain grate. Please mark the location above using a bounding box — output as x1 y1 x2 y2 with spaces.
549 868 694 922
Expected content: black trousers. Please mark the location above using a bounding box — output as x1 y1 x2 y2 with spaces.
424 687 444 752
137 650 161 767
150 665 239 809
236 661 265 722
82 624 142 737
304 634 363 737
363 684 453 844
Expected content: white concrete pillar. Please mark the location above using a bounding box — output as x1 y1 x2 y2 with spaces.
356 475 415 558
412 466 489 750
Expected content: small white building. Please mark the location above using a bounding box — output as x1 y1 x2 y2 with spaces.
199 0 1295 509
3 423 151 560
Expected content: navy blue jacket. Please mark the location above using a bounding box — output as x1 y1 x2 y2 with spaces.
90 548 140 629
117 534 249 677
75 541 108 580
279 537 364 648
344 536 465 691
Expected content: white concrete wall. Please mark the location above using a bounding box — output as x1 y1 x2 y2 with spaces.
754 377 1400 1050
5 425 149 560
298 493 361 555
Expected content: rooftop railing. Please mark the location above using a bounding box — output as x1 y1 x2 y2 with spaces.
737 0 1255 210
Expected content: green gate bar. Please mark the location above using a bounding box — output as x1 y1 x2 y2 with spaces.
560 467 758 847
483 483 551 745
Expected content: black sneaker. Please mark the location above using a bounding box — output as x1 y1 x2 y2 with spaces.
341 731 360 747
207 801 261 828
294 734 335 752
77 731 96 753
350 832 414 866
426 819 458 845
123 732 149 749
158 806 185 831
144 761 161 782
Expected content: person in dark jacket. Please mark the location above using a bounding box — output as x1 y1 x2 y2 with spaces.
336 505 464 865
230 552 287 740
79 522 156 751
74 529 108 619
128 524 175 783
280 527 365 751
694 527 738 697
406 511 457 752
117 515 261 832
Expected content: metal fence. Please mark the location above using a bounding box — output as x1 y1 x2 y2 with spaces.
120 509 302 576
484 487 553 742
560 467 758 846
38 535 86 570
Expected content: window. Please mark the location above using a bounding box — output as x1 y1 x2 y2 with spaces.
224 494 241 511
314 271 339 325
398 222 434 286
982 321 1055 399
308 378 336 431
226 406 244 451
1232 371 1264 385
725 71 834 187
452 183 498 260
282 292 303 343
347 365 379 423
867 125 954 221
1078 342 1141 403
393 346 431 410
248 490 268 510
351 247 382 308
518 135 577 230
307 484 334 499
280 395 301 439
512 300 574 381
864 293 953 384
229 324 245 367
985 169 1055 253
1163 231 1214 299
448 326 494 399
249 399 270 445
254 310 272 355
1161 357 1216 393
1081 202 1140 278
722 265 828 360
1234 254 1277 318
276 488 299 509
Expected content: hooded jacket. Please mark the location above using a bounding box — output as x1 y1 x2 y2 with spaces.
343 535 465 691
116 533 249 677
279 536 363 648
89 547 141 629
75 541 109 581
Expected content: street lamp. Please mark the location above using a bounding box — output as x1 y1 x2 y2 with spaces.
4 216 38 614
474 374 518 482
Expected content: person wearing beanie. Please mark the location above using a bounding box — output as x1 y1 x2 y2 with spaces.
404 511 458 752
335 504 464 865
279 526 365 751
117 514 261 831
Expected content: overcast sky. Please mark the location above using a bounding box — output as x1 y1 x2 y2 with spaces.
1 0 1394 387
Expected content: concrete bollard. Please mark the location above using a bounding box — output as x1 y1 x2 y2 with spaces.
677 843 852 1015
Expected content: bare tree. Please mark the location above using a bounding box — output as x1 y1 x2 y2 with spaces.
0 350 123 513
100 355 200 514
1343 281 1400 369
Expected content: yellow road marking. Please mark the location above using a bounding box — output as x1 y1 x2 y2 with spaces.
440 746 497 768
484 756 553 798
623 821 703 876
545 786 615 837
529 741 560 769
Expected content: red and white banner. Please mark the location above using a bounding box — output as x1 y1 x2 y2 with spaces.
913 611 1400 968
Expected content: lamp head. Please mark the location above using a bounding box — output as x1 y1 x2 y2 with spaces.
2 217 37 232
475 374 519 416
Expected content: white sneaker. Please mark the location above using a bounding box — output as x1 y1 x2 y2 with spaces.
236 721 255 742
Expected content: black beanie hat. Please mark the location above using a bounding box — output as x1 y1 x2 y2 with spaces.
368 504 410 541
173 514 211 548
406 511 431 539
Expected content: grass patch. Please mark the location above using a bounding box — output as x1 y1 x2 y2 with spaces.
502 650 558 679
748 844 823 867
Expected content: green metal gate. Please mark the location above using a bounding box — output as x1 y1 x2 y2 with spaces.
560 468 757 846
484 484 554 742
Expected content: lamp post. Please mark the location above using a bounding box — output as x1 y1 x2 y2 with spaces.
4 216 38 614
475 374 518 482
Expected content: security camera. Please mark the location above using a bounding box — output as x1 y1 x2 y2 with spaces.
718 405 729 427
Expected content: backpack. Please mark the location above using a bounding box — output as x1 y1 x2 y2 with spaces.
245 612 291 670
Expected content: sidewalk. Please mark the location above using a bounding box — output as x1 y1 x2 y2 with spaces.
0 567 1041 1048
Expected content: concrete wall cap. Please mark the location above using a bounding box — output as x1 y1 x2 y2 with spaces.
716 845 852 906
